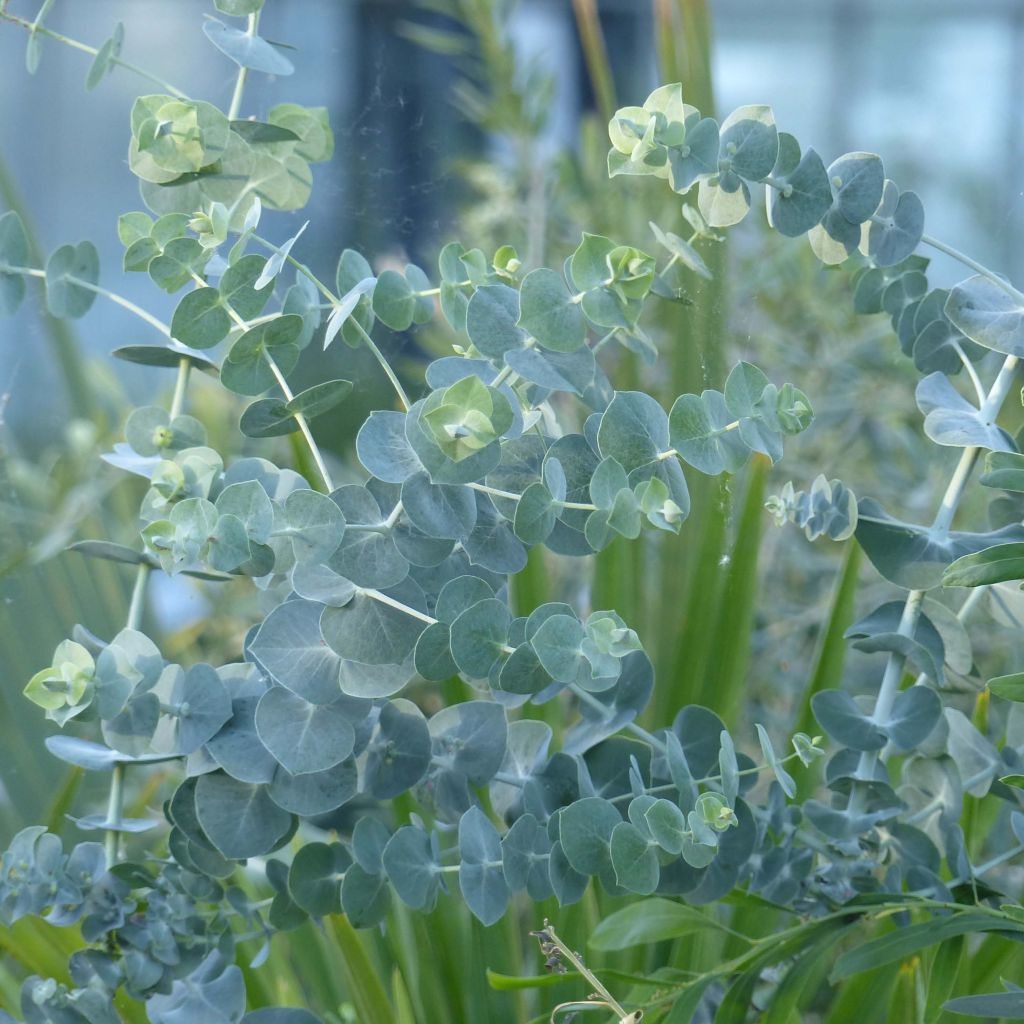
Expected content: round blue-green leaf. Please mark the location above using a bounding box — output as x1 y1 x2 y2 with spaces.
0 211 29 315
458 806 510 925
249 598 345 704
768 147 831 238
112 343 219 374
549 840 588 906
382 826 440 911
885 686 941 751
498 643 553 695
327 485 408 588
435 574 495 624
164 663 233 753
372 269 417 331
283 489 345 564
559 796 620 876
220 253 274 319
194 773 293 859
171 287 230 349
45 241 99 319
718 105 778 181
466 284 525 357
500 813 554 900
364 699 431 798
255 687 355 776
609 821 659 894
811 689 886 751
828 152 885 224
267 758 358 816
413 621 457 681
287 841 347 916
597 391 670 471
221 315 303 396
864 181 924 267
449 598 511 678
401 472 477 540
203 17 294 75
320 582 428 671
667 116 720 192
945 274 1024 358
287 378 352 418
356 410 421 483
428 700 508 785
669 390 749 475
341 863 391 928
513 482 556 545
240 398 299 438
517 268 586 352
530 613 586 683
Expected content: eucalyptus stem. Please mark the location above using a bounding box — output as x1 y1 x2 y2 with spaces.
169 358 191 420
195 269 335 492
252 236 414 412
225 12 258 120
920 233 1024 306
853 345 1020 810
103 764 125 864
0 9 189 98
348 317 413 412
264 352 335 492
0 264 172 335
104 355 191 863
126 563 151 631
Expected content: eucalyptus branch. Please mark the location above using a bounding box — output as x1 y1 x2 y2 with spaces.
191 268 335 492
225 12 257 120
104 354 192 863
0 9 188 98
251 234 414 411
854 331 1020 809
0 264 171 335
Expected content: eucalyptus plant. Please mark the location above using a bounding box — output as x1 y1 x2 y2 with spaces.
3 2 1024 1022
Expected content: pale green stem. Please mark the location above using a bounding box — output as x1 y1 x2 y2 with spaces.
348 317 413 412
847 230 1024 816
852 350 1019 811
103 764 125 864
169 359 191 419
251 236 414 412
0 9 189 97
1 265 171 335
467 480 597 512
358 588 437 626
541 922 634 1021
197 268 335 491
953 341 986 406
264 353 335 492
490 337 535 389
920 233 1024 306
105 356 190 861
126 563 152 631
226 12 258 120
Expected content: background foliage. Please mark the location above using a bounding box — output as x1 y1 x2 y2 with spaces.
4 2 1024 1024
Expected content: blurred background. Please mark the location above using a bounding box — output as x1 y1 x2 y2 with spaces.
1 0 1024 859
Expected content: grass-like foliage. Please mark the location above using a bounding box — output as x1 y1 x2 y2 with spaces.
3 2 1024 1022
